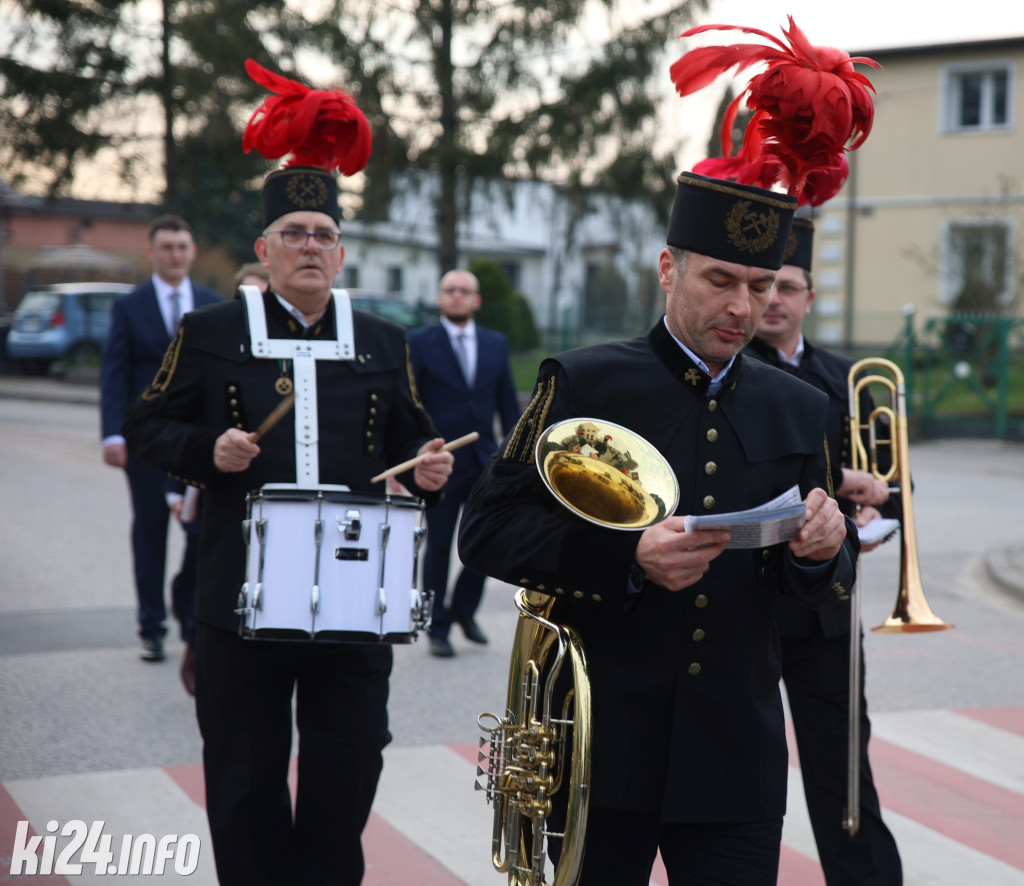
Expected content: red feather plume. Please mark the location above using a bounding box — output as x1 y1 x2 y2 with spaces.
671 17 879 206
242 59 372 176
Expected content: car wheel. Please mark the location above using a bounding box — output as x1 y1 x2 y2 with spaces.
20 359 53 376
59 342 102 380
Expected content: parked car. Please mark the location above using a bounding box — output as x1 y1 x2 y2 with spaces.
333 286 435 328
5 282 134 375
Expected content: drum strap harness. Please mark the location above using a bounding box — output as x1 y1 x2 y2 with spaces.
239 285 355 486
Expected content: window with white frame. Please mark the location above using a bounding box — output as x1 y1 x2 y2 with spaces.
941 219 1014 309
941 61 1014 132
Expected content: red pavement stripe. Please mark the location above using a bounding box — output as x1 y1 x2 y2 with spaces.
779 846 827 886
957 705 1024 739
871 736 1024 870
0 784 71 884
164 760 465 884
362 813 467 886
164 762 206 808
451 743 480 767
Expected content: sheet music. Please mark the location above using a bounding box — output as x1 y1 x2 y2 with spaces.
683 485 807 549
857 517 900 546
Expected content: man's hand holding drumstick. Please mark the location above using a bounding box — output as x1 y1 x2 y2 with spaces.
213 393 294 473
213 390 462 489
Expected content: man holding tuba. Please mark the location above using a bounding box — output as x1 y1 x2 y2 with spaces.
459 20 880 884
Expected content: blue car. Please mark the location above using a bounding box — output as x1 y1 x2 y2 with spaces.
6 282 134 375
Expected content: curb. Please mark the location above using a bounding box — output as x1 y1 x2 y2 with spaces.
984 546 1024 603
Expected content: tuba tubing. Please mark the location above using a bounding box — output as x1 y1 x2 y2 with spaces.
476 418 679 885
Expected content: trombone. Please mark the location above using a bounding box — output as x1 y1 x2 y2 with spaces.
842 358 953 835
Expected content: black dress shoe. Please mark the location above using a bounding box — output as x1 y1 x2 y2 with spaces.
452 612 489 645
429 636 455 657
140 637 165 662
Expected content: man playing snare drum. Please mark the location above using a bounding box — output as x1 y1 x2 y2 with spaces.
124 60 452 885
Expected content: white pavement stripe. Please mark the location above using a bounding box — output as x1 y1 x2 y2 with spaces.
376 744 499 886
871 709 1024 797
783 730 1024 886
884 807 1024 886
6 768 216 884
782 767 822 864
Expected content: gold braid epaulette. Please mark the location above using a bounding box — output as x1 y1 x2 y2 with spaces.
141 329 185 401
823 433 835 498
404 342 425 411
501 376 556 464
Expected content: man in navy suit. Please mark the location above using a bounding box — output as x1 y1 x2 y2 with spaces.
407 269 521 657
100 214 222 663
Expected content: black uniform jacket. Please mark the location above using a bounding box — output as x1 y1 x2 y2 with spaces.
746 336 897 639
123 289 441 632
458 320 858 823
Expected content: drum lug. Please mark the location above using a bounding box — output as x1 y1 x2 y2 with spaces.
253 518 267 611
312 519 324 620
339 509 362 541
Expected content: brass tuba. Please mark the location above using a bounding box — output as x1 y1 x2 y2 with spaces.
476 419 679 886
843 358 953 836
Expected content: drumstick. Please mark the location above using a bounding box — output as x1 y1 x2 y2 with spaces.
370 431 480 483
248 392 296 443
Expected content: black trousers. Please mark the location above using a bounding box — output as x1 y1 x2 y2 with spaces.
424 466 487 639
195 623 392 886
125 456 170 640
781 630 902 886
552 807 783 886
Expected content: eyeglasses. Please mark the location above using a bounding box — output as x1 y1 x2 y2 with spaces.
441 286 479 295
265 229 342 250
775 283 809 296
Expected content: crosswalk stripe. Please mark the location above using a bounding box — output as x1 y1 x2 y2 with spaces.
872 708 1024 796
2 706 1023 884
5 769 216 884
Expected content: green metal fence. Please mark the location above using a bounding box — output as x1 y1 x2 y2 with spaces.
895 308 1024 440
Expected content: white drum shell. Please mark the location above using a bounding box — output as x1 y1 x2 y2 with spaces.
241 485 424 643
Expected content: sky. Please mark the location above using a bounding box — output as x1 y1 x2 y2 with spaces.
691 0 1024 52
666 0 1024 172
33 0 1024 202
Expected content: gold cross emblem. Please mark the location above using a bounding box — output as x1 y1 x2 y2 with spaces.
684 368 701 386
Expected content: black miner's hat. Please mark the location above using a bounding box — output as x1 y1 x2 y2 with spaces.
782 216 814 271
666 172 798 270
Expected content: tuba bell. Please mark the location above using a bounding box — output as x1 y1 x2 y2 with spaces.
476 418 679 886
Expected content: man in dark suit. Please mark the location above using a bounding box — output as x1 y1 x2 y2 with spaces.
100 214 221 663
407 268 521 657
745 218 903 886
458 172 859 885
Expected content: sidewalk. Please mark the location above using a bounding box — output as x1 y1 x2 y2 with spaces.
2 371 1023 603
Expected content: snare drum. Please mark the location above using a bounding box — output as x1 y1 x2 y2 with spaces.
237 484 428 643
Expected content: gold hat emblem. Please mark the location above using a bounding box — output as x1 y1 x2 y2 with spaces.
784 229 799 261
285 172 329 209
725 200 781 254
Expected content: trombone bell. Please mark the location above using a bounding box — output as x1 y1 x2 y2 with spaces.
847 358 953 633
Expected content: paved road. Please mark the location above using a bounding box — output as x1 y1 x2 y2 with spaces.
2 376 1024 884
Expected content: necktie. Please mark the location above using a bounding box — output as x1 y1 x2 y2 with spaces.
454 331 473 385
167 290 181 337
